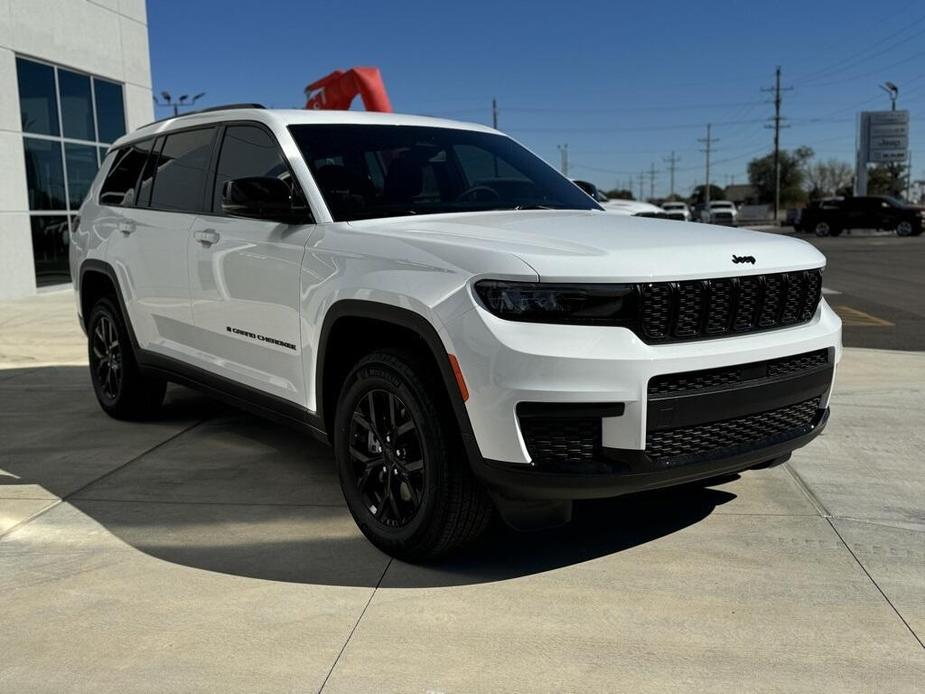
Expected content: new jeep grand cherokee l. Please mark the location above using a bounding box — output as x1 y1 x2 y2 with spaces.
71 106 842 560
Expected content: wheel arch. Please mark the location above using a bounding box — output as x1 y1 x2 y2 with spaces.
78 259 140 349
316 300 475 452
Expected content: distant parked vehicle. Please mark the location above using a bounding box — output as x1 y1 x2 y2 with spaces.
661 201 692 221
796 196 923 237
700 200 738 226
571 179 610 203
602 199 669 218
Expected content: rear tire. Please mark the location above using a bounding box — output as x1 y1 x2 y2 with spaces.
333 349 492 561
87 297 166 420
813 221 837 237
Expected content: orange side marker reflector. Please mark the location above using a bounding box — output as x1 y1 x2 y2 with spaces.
448 354 469 402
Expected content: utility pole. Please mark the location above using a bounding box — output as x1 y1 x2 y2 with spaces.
698 123 718 208
663 151 680 197
558 144 569 177
492 97 498 129
645 163 657 200
638 171 645 201
762 66 792 222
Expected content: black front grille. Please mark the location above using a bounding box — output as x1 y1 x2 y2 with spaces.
638 270 823 343
648 349 830 397
645 397 821 465
520 417 600 467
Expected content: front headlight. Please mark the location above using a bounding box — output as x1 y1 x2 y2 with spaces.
474 280 638 325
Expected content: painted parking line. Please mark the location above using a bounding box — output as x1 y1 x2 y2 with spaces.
833 305 894 327
822 287 842 296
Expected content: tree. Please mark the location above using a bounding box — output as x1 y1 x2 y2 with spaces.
747 146 813 207
689 184 725 205
867 163 908 198
804 158 853 199
605 188 634 200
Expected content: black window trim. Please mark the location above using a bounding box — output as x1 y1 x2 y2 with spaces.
136 124 220 216
97 137 156 209
199 119 313 222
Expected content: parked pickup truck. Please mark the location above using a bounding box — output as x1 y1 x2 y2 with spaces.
797 196 924 237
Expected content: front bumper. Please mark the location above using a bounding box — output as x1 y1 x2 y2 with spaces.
468 408 828 500
448 298 841 466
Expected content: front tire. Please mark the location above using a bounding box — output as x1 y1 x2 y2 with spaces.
896 220 915 237
814 221 837 237
87 297 166 419
333 350 492 561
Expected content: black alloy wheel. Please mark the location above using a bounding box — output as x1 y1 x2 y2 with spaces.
333 350 493 561
91 313 123 402
87 297 165 419
347 388 425 528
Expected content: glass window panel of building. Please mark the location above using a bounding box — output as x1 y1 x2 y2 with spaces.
15 57 127 286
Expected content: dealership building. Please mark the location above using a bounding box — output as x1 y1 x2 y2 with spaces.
0 0 153 299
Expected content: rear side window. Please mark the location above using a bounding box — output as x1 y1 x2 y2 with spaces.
98 139 152 207
149 127 216 212
211 125 292 213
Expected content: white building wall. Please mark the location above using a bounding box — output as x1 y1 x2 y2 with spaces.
0 0 153 299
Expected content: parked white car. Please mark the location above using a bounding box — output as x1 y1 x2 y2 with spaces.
71 106 841 559
661 201 692 221
702 200 739 226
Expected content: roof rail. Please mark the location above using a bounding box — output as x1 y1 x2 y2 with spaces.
193 103 266 114
139 103 267 129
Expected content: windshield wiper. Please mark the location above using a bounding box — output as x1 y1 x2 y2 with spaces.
513 204 556 210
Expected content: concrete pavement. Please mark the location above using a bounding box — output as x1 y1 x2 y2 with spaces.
1 295 924 692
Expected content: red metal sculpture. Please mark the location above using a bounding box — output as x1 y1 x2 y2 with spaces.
304 67 392 112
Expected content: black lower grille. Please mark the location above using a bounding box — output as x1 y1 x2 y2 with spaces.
645 397 821 465
638 269 823 343
520 417 600 467
648 349 830 397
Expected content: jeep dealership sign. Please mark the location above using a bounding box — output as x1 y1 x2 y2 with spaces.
856 110 910 194
859 110 909 164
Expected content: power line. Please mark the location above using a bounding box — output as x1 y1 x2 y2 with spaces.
762 66 793 220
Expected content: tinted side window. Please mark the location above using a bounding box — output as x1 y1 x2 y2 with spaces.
99 139 153 207
212 125 291 212
149 128 216 212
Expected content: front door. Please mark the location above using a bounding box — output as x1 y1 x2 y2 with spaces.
187 123 315 404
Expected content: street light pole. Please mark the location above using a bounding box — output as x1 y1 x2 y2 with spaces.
880 81 898 111
153 91 207 118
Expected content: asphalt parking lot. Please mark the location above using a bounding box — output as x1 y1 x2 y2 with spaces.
1 233 924 691
796 231 925 351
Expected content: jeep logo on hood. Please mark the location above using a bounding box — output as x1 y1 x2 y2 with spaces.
732 254 756 264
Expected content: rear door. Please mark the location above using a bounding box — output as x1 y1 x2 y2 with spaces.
186 123 316 404
100 127 216 358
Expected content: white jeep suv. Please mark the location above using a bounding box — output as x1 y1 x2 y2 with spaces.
71 106 842 560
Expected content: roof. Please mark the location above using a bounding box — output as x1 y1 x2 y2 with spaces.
114 108 498 148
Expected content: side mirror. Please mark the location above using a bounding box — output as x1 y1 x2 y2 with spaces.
221 177 311 224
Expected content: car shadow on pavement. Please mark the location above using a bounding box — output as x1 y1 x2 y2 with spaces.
1 365 736 588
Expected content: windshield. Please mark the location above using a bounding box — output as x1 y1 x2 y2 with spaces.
289 124 601 221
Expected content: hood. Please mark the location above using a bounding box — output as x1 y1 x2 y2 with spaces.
348 209 826 282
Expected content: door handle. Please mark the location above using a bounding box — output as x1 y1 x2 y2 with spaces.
118 220 135 235
194 229 220 246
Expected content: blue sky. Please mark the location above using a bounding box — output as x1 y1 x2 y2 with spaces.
149 0 925 197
